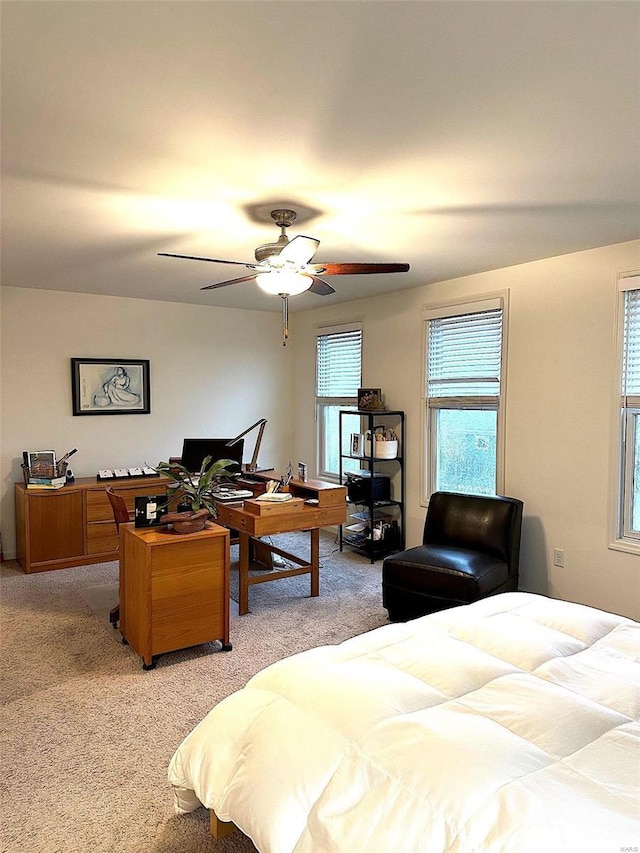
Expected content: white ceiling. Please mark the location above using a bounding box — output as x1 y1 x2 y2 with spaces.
2 1 639 313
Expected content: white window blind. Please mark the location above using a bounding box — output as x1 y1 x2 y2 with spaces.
622 288 640 399
316 328 362 397
427 308 503 398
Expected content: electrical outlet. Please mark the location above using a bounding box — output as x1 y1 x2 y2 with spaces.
553 548 565 568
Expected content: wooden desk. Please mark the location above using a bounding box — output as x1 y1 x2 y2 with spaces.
120 521 231 669
14 475 170 573
215 481 346 615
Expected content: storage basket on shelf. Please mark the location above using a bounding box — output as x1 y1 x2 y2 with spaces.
364 426 399 459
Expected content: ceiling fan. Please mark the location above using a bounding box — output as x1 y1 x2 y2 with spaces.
158 209 410 345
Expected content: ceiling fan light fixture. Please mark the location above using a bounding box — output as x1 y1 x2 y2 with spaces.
160 208 410 343
255 270 313 296
254 234 290 263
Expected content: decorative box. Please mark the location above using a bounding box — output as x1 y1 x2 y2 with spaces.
244 497 305 516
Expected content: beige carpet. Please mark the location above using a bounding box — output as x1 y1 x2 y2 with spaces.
0 532 388 853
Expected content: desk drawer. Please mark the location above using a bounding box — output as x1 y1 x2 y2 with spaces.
86 484 168 522
87 521 118 554
86 491 113 522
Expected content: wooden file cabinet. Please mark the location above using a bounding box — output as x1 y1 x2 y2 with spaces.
119 522 231 669
14 475 170 573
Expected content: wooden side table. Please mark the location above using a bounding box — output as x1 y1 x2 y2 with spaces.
119 521 231 669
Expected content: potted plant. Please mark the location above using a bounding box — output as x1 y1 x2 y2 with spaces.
155 455 241 533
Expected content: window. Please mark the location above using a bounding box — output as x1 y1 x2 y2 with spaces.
423 296 505 499
316 324 362 479
615 275 640 545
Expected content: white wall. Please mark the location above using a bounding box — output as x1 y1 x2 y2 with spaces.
291 240 640 620
0 287 292 557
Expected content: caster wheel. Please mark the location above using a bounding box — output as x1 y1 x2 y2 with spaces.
121 636 129 646
142 656 158 670
221 642 233 652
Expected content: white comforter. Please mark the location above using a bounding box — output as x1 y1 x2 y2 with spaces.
168 593 639 852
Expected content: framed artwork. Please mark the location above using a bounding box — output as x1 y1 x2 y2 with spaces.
71 358 151 416
350 433 364 457
25 450 56 469
358 388 384 410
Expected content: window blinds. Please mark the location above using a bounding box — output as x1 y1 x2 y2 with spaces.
622 288 640 397
428 308 503 397
316 327 362 396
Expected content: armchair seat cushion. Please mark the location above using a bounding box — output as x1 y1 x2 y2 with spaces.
383 544 509 600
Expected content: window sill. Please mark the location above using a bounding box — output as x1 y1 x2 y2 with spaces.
608 537 640 556
319 473 341 485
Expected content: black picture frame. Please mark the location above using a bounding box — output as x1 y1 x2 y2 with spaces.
71 358 151 416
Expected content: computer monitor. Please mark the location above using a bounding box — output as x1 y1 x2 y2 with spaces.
180 438 244 474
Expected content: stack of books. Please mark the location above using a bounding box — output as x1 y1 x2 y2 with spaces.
27 475 67 490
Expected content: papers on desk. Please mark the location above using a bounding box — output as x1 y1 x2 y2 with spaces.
210 488 254 502
255 492 294 502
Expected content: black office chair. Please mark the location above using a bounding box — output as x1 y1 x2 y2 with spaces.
382 491 523 621
106 487 134 627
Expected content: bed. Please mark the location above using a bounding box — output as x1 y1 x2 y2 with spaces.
168 592 639 852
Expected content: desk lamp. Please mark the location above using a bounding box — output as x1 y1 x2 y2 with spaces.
226 419 269 473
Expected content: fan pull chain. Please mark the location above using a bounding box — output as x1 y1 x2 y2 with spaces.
281 295 289 346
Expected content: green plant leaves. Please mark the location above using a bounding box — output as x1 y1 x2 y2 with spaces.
154 457 241 516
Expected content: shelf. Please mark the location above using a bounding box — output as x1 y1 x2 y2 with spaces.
346 499 402 509
349 508 399 521
352 409 405 416
341 454 403 462
342 533 402 555
339 409 405 563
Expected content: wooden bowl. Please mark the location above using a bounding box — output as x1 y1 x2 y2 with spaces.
164 508 209 534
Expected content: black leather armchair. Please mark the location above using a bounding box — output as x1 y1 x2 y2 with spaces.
382 491 523 621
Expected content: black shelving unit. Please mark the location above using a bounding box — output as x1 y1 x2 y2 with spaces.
338 409 405 563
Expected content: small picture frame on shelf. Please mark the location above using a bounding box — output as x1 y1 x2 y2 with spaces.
350 433 364 457
358 388 385 411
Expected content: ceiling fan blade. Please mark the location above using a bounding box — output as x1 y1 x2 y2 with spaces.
278 235 320 265
200 274 258 290
308 262 410 276
308 276 336 296
159 252 255 268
